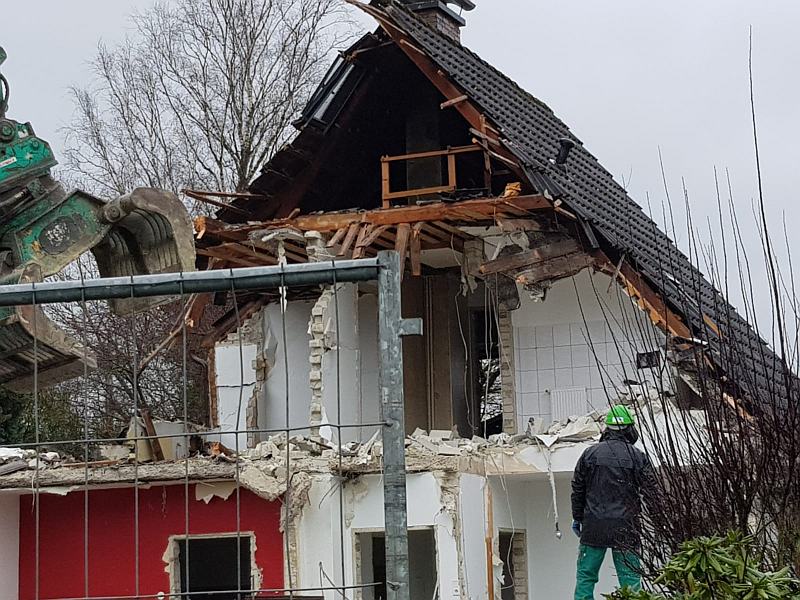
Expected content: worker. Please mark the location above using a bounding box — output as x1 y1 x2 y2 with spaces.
570 404 656 599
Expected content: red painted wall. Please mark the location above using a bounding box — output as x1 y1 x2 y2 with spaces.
18 484 284 599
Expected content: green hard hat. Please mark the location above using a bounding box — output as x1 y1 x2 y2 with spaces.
605 405 635 426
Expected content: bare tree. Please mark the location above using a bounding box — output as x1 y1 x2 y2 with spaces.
64 0 355 199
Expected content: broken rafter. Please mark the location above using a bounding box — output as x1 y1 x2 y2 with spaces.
479 238 582 275
515 252 596 285
338 222 361 257
183 189 258 217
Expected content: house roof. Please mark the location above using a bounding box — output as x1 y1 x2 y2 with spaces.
368 1 791 407
227 0 791 408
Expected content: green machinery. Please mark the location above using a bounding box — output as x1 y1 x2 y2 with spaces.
0 46 196 392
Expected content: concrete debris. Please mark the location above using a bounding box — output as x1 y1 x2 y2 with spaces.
0 399 688 494
0 447 34 464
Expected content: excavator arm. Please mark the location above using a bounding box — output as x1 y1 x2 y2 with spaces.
0 46 196 392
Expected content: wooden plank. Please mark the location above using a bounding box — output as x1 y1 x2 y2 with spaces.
480 239 582 275
338 223 361 257
381 144 482 163
446 153 457 189
183 190 253 217
382 183 456 201
410 223 423 276
326 226 349 248
381 161 391 208
440 94 468 109
139 408 165 462
515 252 595 284
395 224 411 276
496 218 554 233
362 224 391 247
196 248 262 268
352 224 374 259
201 195 551 237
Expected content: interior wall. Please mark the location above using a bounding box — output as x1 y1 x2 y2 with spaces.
512 270 667 429
491 475 616 599
214 339 258 450
357 291 381 442
0 493 19 600
259 300 314 436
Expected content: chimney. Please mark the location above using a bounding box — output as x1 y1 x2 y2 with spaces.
401 0 476 43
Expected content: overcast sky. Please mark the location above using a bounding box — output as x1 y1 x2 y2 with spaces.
3 0 799 328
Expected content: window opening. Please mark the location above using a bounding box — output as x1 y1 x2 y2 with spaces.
471 306 502 437
636 350 661 370
177 535 252 600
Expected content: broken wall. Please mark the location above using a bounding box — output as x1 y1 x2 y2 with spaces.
512 270 667 430
0 492 19 599
294 472 462 600
259 301 315 438
214 325 260 449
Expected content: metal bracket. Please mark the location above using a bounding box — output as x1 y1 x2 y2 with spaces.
399 317 423 337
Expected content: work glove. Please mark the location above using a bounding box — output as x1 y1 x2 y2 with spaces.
571 520 582 538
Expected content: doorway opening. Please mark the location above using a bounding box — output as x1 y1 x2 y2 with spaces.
356 528 438 600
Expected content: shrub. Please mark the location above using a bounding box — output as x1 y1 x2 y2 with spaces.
605 532 800 599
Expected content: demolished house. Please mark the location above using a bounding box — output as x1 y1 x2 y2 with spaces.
0 1 788 599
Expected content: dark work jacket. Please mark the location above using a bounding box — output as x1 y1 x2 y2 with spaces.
570 428 656 550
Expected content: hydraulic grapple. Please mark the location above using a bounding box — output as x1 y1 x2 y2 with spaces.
0 47 196 392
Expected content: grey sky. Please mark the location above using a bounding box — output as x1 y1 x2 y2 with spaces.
3 0 798 327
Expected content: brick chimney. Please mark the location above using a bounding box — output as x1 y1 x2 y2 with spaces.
401 0 475 43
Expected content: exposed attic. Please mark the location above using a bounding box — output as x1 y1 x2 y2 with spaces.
220 31 529 222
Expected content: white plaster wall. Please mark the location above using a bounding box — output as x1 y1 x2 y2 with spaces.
259 301 314 435
490 475 616 599
247 287 381 445
214 341 258 449
357 292 381 442
320 285 381 444
0 493 19 599
512 270 667 429
295 473 461 600
459 474 489 600
293 475 344 598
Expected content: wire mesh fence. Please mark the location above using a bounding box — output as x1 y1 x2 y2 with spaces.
0 252 416 600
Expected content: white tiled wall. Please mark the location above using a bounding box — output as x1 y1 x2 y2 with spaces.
511 270 667 428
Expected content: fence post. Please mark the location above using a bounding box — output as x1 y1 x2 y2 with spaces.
377 250 421 600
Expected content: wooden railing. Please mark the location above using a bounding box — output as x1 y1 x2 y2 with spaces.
380 144 485 208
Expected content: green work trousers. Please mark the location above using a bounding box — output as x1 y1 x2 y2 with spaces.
574 544 641 600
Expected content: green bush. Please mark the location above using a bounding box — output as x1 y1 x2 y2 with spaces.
605 532 800 599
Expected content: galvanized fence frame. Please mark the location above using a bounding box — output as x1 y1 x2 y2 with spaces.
0 250 417 600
